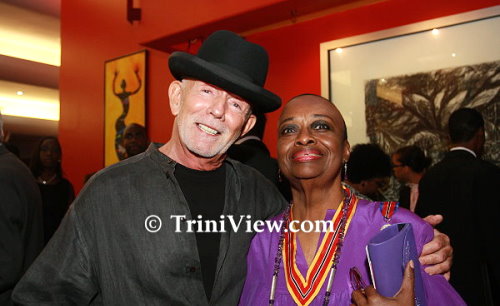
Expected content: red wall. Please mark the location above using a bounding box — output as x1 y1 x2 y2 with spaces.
59 0 498 193
248 0 499 157
60 0 174 192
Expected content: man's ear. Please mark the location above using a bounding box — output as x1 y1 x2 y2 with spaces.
168 80 183 116
240 114 257 137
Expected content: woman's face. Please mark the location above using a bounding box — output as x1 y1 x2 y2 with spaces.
39 138 61 169
277 95 349 183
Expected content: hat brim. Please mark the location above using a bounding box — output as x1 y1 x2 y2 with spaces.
169 52 281 113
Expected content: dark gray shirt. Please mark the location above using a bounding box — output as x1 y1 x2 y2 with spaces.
0 143 43 305
12 143 286 305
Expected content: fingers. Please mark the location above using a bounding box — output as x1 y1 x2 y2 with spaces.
443 271 451 281
393 261 415 305
420 229 450 257
424 255 452 276
401 260 415 293
422 214 443 227
351 288 368 305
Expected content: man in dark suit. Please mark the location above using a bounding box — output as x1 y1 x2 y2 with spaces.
0 111 44 305
416 108 500 305
228 113 291 201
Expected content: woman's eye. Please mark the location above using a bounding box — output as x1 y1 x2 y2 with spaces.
280 126 296 135
312 121 330 130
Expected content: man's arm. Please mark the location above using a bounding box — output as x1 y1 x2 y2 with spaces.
12 207 98 305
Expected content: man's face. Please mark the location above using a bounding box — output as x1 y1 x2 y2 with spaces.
123 125 148 157
391 153 408 183
173 80 254 158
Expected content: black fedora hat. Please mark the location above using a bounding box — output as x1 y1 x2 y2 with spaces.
168 30 281 113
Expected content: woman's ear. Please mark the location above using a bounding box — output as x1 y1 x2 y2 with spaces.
168 80 183 116
343 140 351 162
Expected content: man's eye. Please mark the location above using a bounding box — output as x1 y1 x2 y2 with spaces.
201 88 212 94
232 102 241 110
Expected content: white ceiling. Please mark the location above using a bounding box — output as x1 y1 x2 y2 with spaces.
0 0 60 137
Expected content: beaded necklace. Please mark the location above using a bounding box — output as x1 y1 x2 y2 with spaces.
269 188 355 306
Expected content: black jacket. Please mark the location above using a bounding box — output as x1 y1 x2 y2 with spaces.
0 144 43 305
416 149 500 305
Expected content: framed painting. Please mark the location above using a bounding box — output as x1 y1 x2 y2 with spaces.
320 6 499 167
104 50 147 166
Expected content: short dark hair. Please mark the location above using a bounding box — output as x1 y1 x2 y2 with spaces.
393 145 431 173
346 143 391 183
448 108 484 143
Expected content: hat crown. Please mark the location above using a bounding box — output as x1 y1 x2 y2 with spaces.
197 30 268 86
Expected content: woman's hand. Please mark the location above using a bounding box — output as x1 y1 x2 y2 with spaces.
351 261 415 306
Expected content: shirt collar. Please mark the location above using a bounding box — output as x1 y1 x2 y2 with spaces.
450 146 476 158
234 135 261 145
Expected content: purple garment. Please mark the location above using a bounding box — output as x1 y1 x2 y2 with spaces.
240 199 465 306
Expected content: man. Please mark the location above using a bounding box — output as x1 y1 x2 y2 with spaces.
13 31 452 305
13 30 285 305
122 123 149 158
417 108 500 305
391 145 431 212
0 111 43 305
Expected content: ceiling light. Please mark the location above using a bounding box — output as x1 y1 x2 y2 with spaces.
431 28 439 35
0 80 59 121
0 3 60 66
16 90 24 95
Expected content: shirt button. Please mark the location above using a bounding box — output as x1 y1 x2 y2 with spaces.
185 266 197 273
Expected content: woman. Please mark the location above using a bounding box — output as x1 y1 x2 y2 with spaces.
240 94 463 305
31 136 74 244
391 145 432 212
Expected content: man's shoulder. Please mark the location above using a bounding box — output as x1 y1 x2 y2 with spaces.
88 152 157 184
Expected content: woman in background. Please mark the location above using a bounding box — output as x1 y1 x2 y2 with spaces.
391 145 431 212
31 136 74 244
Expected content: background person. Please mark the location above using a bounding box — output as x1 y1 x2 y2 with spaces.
391 145 431 212
344 143 392 201
417 108 500 305
122 123 149 158
0 111 43 305
30 136 75 244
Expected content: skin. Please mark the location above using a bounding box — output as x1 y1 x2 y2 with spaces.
122 123 149 157
277 95 349 265
160 79 256 170
351 261 415 306
277 95 452 303
39 138 61 183
391 153 424 185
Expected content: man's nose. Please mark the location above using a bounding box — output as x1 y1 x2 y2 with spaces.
208 96 226 120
